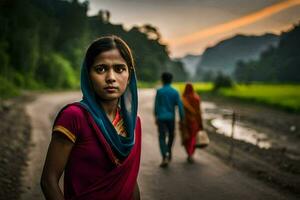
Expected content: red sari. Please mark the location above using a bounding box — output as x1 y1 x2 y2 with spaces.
182 84 203 156
53 103 141 200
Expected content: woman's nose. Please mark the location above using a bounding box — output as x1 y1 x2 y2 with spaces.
106 69 116 83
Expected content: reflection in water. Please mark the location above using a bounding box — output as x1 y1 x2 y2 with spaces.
211 118 272 149
202 101 300 160
202 101 272 149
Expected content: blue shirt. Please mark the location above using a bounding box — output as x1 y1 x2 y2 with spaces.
154 84 184 121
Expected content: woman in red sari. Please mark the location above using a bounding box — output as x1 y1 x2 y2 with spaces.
181 83 203 163
41 36 141 200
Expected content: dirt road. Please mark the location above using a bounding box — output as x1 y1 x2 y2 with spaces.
20 89 296 200
20 92 81 200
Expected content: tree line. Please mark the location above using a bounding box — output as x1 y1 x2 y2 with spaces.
0 0 187 97
234 22 300 83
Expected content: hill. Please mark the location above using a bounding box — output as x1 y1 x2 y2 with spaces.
195 34 279 80
234 22 300 83
179 54 202 80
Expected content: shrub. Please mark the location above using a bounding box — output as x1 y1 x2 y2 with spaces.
213 72 233 91
0 76 20 99
36 53 78 89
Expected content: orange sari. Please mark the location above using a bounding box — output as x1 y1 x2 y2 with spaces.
182 83 203 156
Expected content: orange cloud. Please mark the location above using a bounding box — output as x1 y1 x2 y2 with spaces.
168 0 300 47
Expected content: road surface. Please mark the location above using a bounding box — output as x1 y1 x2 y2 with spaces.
20 89 295 200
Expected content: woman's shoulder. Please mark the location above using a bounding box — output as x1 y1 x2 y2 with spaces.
57 102 86 120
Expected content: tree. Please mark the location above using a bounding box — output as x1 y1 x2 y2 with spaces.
213 72 233 91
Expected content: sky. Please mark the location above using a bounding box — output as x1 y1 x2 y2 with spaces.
84 0 300 58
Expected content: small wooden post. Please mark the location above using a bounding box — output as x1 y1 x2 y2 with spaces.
231 111 236 139
229 111 236 161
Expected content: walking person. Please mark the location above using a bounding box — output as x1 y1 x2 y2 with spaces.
154 72 184 167
41 35 142 200
181 83 203 163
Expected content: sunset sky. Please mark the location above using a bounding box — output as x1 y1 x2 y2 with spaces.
85 0 300 58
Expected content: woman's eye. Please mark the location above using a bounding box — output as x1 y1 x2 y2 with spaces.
95 66 106 73
115 65 127 73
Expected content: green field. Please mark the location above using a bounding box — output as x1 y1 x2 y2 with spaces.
173 82 300 112
173 82 214 93
219 84 300 112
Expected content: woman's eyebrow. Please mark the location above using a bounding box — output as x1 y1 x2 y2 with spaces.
113 63 127 67
93 63 107 67
93 63 127 68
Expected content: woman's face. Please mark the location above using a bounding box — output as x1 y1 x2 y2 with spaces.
89 48 130 102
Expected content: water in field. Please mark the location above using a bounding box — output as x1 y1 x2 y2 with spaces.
202 101 300 160
210 118 271 148
202 102 272 149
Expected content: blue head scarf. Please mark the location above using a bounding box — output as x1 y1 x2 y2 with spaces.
79 50 138 158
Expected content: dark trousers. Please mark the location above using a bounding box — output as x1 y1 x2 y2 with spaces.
157 119 175 159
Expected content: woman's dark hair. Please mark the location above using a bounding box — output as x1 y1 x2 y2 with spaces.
161 72 173 84
85 35 134 72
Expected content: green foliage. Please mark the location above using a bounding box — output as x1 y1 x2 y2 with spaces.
0 76 20 99
125 26 174 81
11 72 25 88
36 53 78 88
0 41 10 75
233 22 300 83
54 0 89 71
213 72 233 91
0 0 185 98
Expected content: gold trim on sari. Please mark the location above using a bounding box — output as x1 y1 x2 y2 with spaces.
53 125 76 143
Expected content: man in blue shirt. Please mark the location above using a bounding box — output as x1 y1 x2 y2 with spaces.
154 72 184 167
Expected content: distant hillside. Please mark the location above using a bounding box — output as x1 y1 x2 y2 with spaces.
179 54 202 79
234 22 300 83
195 33 279 80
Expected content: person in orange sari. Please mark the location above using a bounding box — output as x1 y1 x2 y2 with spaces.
181 83 203 163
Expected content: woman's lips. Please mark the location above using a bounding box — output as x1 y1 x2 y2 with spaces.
104 86 118 93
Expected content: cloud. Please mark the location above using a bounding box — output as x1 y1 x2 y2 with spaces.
168 0 300 47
